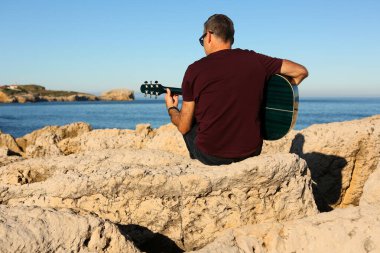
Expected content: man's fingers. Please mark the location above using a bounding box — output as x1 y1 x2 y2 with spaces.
166 88 171 96
173 95 179 106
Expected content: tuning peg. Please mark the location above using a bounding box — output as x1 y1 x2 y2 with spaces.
150 81 152 84
144 81 148 84
155 81 158 84
144 91 147 97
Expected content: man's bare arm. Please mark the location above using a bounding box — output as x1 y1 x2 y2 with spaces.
280 59 309 85
165 88 195 135
168 101 195 134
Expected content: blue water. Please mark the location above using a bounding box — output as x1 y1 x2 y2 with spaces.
0 97 379 138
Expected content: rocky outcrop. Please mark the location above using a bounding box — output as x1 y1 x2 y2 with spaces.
0 130 23 156
15 122 92 157
58 123 188 157
0 85 98 103
56 127 146 156
0 85 136 103
191 162 380 253
0 146 23 167
262 115 380 210
0 115 379 252
2 122 185 158
0 149 316 250
100 88 135 101
0 205 141 253
43 94 99 102
0 91 17 103
143 123 189 157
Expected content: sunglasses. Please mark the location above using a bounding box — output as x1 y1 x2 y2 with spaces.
199 31 214 46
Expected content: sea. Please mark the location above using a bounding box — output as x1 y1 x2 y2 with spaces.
0 97 379 138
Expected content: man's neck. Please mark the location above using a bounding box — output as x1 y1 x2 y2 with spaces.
207 44 231 55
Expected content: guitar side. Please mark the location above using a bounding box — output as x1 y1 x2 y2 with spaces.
262 74 299 140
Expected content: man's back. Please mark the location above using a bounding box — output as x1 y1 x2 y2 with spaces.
165 14 307 165
182 48 282 158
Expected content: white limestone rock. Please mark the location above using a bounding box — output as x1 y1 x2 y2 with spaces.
0 205 141 253
0 150 316 250
190 163 380 253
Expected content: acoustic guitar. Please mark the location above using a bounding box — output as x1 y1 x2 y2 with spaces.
140 74 298 140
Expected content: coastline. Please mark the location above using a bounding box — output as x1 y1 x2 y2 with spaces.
0 84 135 104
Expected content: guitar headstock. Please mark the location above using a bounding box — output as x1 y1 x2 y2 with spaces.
140 81 165 99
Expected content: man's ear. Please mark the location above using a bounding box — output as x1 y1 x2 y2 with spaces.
207 32 212 44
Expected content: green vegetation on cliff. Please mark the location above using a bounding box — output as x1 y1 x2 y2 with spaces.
0 85 84 97
0 84 134 103
0 84 99 103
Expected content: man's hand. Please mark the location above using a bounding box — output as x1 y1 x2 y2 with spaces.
164 88 195 135
165 88 179 109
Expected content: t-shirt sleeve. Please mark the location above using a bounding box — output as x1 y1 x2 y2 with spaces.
181 66 195 101
255 52 283 77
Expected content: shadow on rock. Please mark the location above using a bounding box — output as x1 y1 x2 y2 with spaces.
290 133 347 212
9 150 22 156
117 224 184 253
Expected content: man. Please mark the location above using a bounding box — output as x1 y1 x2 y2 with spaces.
165 14 308 166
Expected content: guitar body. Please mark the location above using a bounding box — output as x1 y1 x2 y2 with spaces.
262 74 299 140
140 74 299 140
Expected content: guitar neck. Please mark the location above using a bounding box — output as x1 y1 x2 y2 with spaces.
163 86 182 96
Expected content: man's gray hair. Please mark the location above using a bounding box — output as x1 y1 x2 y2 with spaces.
204 14 235 45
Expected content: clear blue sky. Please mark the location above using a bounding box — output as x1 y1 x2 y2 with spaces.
1 0 379 97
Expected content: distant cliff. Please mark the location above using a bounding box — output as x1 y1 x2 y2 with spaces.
99 88 135 101
0 85 134 103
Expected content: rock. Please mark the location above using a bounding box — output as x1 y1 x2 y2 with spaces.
262 115 380 210
0 150 317 251
0 145 23 167
0 205 141 253
0 130 23 156
57 123 188 157
359 160 380 207
191 204 380 253
15 94 38 103
1 115 379 252
100 88 135 101
0 91 15 103
144 123 189 157
65 94 98 101
0 147 8 157
191 163 380 253
15 122 92 157
135 123 153 136
57 128 144 155
0 156 23 168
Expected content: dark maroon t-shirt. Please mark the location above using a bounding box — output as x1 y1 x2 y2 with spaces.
182 48 282 158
